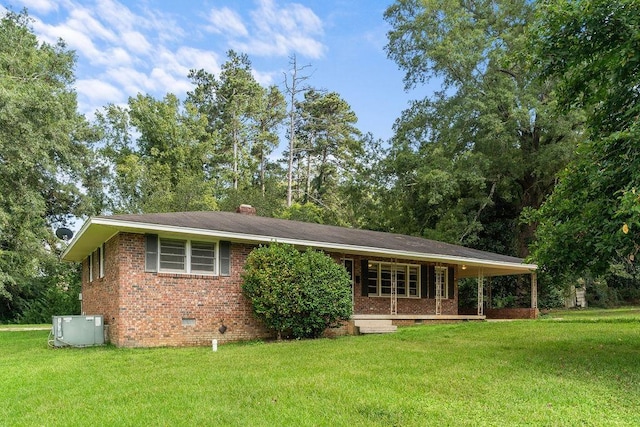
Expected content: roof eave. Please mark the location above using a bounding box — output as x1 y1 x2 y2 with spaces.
62 217 537 274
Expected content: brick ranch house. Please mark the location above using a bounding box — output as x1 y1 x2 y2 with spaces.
61 206 538 347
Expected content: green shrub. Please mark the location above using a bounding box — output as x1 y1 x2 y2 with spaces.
242 243 352 339
3 259 81 324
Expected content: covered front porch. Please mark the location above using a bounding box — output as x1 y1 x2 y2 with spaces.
349 259 538 333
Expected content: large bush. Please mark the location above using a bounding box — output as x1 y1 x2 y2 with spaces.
242 243 352 339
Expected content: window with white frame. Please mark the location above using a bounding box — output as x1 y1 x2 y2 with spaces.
159 238 216 274
367 262 420 297
190 241 215 273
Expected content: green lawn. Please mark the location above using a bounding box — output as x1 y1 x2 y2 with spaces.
543 306 640 321
1 315 639 426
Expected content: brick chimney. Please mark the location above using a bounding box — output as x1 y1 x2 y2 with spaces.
236 204 257 215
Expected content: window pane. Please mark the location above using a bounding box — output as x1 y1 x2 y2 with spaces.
409 266 418 296
367 263 378 294
396 268 406 296
191 241 215 273
160 239 186 271
435 267 447 298
380 265 391 295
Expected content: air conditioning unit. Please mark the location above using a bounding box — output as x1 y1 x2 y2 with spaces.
51 315 105 347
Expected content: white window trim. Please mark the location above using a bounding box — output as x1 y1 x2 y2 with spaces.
158 238 219 276
367 261 420 298
88 253 93 282
99 243 105 279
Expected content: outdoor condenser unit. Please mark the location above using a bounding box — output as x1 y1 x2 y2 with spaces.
51 315 105 347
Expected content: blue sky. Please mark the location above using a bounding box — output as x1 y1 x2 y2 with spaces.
3 0 437 142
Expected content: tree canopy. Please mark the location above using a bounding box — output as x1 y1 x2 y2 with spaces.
4 1 640 322
382 0 580 257
0 10 98 321
530 0 640 279
96 93 218 214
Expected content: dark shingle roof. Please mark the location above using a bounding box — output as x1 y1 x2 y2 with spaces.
104 211 525 265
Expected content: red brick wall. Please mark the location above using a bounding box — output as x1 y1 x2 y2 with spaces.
327 253 458 316
82 235 460 347
83 233 273 347
82 236 120 343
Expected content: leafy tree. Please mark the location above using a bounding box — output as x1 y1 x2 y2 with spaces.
283 90 364 226
14 259 82 324
217 184 286 219
294 90 362 205
242 243 352 339
252 85 287 196
278 202 325 224
530 0 640 279
0 10 100 321
96 94 217 213
188 51 285 194
187 52 287 214
214 51 263 190
383 0 580 258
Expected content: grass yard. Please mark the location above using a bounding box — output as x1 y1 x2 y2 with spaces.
1 314 639 426
543 306 640 321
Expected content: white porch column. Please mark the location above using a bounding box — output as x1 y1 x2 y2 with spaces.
390 261 398 315
531 271 538 309
477 269 484 316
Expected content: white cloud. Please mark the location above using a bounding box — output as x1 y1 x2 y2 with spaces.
32 19 104 61
252 69 278 86
17 0 310 116
76 78 124 105
253 0 322 35
102 47 133 67
104 66 154 96
121 30 152 54
175 47 220 74
95 0 137 32
247 0 325 58
67 7 117 43
149 67 192 95
138 5 185 43
14 0 57 14
205 7 248 37
203 0 326 59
